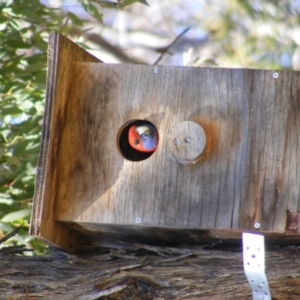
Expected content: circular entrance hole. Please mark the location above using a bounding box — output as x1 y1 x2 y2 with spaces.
118 120 158 162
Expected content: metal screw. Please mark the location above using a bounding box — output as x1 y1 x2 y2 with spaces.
153 67 158 74
184 137 190 143
254 222 260 229
174 138 179 145
273 72 278 79
136 217 141 223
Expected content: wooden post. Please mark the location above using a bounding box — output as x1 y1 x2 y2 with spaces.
2 245 300 299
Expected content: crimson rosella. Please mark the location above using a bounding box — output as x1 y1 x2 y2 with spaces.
128 124 158 153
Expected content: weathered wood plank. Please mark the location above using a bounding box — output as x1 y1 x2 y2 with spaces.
2 245 300 300
53 64 300 234
32 34 300 251
30 33 101 253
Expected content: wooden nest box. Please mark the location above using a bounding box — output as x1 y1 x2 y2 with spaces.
30 33 300 253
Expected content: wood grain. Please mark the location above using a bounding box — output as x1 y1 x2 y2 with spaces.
2 245 300 300
31 34 300 252
167 121 206 164
53 64 300 231
30 33 101 253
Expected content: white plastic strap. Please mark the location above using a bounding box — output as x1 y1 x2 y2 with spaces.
242 233 271 300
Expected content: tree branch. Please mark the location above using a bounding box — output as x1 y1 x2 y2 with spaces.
152 27 191 65
69 29 146 64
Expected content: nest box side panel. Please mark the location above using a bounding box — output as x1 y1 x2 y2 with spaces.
54 64 300 236
239 70 300 231
30 33 101 252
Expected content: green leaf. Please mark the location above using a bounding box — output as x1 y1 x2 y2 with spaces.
97 1 119 8
17 119 40 135
5 156 21 166
34 72 47 85
0 193 13 205
24 62 46 73
82 3 103 23
0 104 23 116
0 199 13 205
21 175 35 185
10 138 30 153
119 0 149 9
1 208 31 222
67 12 84 26
24 144 40 155
6 35 32 49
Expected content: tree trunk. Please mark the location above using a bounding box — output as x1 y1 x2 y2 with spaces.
1 244 300 300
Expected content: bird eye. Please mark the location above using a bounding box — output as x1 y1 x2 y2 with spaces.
134 139 139 145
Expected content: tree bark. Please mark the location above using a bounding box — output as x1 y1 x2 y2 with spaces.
1 244 300 300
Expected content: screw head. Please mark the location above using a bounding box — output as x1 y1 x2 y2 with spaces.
184 137 191 143
136 217 141 223
153 67 158 74
174 138 180 145
254 222 260 229
273 72 278 79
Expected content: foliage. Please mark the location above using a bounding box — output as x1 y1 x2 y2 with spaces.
0 0 298 255
190 0 300 69
1 0 53 254
0 0 148 255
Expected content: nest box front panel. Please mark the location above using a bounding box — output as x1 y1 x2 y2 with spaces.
54 64 300 233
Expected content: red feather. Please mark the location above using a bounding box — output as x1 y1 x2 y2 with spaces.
128 125 158 153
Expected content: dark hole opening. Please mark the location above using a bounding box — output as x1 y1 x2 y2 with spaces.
118 120 158 162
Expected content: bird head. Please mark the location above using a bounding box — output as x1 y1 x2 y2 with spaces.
128 124 158 153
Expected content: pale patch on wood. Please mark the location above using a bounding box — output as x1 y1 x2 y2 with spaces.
167 121 206 164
